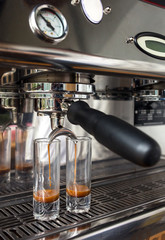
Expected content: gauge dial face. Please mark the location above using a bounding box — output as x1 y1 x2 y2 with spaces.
37 9 64 39
29 4 68 44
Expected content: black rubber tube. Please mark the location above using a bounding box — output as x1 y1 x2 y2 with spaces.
67 101 161 167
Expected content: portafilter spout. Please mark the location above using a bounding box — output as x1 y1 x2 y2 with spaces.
48 126 77 144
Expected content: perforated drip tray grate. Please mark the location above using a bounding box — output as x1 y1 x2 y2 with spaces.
0 171 67 202
1 169 165 239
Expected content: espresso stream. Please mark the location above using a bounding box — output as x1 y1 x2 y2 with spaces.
48 144 51 187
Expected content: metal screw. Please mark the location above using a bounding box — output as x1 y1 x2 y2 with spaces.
103 7 111 15
71 0 80 6
126 37 135 44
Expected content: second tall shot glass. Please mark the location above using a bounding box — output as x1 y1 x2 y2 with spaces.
66 136 92 213
33 139 60 221
0 127 11 183
15 126 34 182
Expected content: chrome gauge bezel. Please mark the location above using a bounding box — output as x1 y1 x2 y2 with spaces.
29 4 68 44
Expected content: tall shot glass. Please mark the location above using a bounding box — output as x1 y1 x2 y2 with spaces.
0 127 11 183
66 136 92 213
33 139 60 221
15 126 34 181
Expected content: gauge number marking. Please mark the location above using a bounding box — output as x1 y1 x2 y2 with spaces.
37 10 64 38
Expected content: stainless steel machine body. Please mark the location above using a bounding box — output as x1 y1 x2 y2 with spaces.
1 0 165 239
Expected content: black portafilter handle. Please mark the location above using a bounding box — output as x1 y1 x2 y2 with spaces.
67 101 161 167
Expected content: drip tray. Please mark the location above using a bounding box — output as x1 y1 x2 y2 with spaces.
1 169 165 239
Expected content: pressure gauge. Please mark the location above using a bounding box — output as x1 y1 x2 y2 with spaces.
29 4 68 44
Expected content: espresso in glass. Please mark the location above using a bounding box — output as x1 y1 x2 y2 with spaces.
66 137 91 213
0 128 11 183
33 139 60 221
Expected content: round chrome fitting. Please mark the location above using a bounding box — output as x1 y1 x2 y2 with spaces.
23 82 94 99
21 72 95 114
22 72 94 99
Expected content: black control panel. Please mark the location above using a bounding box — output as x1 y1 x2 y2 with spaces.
134 100 165 125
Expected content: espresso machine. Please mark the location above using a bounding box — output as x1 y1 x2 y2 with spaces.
1 0 165 239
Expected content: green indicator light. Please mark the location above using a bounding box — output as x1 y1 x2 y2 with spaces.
145 40 165 53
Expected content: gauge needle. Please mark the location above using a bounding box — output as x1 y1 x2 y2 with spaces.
39 14 55 31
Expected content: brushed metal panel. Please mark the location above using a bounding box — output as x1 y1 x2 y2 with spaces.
0 0 165 63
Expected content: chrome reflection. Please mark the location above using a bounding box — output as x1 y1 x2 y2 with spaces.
81 0 103 24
